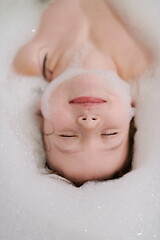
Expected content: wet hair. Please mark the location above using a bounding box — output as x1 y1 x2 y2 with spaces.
109 117 136 180
43 118 136 187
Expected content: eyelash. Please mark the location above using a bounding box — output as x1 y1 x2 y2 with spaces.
101 132 118 136
60 135 77 138
59 132 118 138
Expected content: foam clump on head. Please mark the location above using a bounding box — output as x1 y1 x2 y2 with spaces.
41 68 135 121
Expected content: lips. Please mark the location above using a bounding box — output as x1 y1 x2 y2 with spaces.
69 96 107 106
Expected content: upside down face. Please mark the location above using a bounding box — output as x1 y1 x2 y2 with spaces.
40 68 135 183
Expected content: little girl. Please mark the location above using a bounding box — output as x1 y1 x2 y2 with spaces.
13 0 151 186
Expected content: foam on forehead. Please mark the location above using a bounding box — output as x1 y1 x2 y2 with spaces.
41 68 135 120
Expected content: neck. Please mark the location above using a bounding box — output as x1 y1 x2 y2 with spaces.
55 42 118 78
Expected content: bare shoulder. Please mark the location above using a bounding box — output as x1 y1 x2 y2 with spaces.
124 41 152 80
13 40 42 76
42 0 84 24
13 0 84 77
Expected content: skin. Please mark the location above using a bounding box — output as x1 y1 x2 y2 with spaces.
42 74 130 184
13 0 151 184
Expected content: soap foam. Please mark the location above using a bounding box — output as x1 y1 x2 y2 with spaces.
41 68 135 121
0 0 160 239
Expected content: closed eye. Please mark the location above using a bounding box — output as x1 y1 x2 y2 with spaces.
101 132 118 136
59 135 77 138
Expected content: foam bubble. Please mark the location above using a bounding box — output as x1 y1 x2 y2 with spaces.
1 0 160 239
41 68 135 121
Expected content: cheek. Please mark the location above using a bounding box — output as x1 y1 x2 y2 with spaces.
46 147 71 177
43 119 54 135
43 135 52 152
105 107 128 127
111 100 132 123
50 108 75 129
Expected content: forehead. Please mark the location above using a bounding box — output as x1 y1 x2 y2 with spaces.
47 141 128 181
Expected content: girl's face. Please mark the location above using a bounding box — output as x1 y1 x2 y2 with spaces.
40 70 134 184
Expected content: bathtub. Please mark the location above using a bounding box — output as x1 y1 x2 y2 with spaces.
0 0 160 239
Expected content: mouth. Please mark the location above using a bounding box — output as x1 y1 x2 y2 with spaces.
69 96 107 106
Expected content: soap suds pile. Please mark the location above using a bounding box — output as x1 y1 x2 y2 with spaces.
0 0 160 239
41 68 134 121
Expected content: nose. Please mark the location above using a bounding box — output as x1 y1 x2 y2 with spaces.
77 114 100 129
